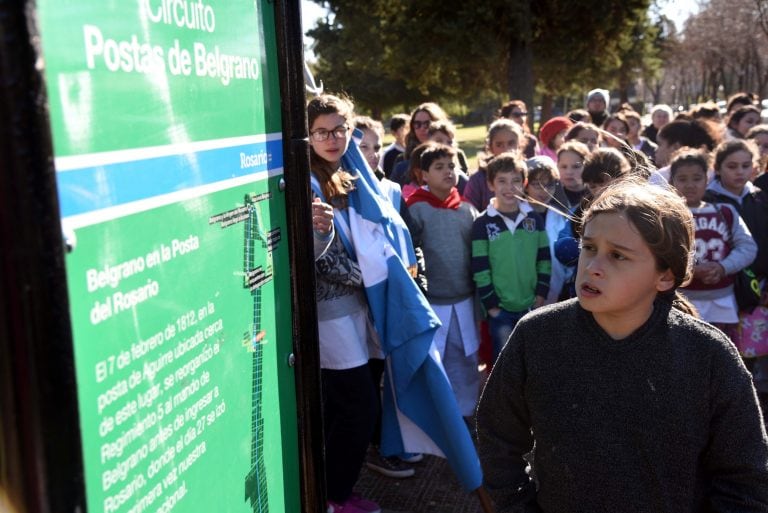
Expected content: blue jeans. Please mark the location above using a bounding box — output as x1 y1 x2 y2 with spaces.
488 308 529 363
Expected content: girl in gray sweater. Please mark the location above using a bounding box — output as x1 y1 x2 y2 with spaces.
477 179 768 512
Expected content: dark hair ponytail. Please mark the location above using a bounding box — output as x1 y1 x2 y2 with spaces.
659 290 699 318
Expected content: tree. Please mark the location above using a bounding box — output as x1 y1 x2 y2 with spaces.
756 0 768 38
642 12 678 105
307 1 429 117
662 0 768 103
308 0 659 119
530 0 654 117
614 5 662 104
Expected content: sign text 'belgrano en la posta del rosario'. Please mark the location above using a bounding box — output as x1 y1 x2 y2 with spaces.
38 0 300 512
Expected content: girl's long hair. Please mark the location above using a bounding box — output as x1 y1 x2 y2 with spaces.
727 105 761 136
307 94 356 205
580 178 699 317
499 100 532 135
658 118 721 151
582 147 631 185
713 139 759 179
403 102 448 159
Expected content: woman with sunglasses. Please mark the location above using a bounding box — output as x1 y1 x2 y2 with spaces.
500 99 539 158
389 102 449 186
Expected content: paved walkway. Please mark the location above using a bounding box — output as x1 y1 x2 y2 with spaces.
355 454 486 513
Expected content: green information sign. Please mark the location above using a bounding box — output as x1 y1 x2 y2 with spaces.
38 1 300 511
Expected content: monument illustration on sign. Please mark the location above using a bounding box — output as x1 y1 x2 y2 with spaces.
243 192 280 512
37 0 301 509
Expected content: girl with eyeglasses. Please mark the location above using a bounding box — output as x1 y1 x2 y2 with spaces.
307 93 383 513
524 156 571 304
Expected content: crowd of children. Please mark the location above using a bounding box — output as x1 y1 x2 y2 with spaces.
308 90 768 513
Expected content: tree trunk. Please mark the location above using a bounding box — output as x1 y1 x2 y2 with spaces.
540 94 554 124
618 68 630 105
750 42 765 96
506 8 534 132
719 67 729 98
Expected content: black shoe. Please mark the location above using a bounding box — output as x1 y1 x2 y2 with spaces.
365 449 415 478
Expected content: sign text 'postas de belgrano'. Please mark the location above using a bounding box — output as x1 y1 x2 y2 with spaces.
82 0 260 86
37 0 300 512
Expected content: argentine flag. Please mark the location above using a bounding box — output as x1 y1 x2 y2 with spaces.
310 129 482 492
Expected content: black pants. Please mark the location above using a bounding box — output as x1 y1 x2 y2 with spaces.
368 358 385 446
322 364 378 503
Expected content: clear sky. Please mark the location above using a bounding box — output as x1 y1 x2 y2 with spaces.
301 0 326 32
658 0 701 30
301 0 326 56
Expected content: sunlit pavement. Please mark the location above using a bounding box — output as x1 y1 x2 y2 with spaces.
355 454 485 513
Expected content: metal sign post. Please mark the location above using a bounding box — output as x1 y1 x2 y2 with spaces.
0 0 324 511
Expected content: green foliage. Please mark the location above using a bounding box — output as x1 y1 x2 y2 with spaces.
308 0 659 115
614 5 663 100
307 0 427 114
533 0 655 96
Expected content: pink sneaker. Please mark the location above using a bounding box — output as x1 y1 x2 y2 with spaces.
348 494 381 513
326 496 381 513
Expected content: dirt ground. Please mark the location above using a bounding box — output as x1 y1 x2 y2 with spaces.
354 454 486 513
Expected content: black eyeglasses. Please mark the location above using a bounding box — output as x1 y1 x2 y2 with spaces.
412 120 432 129
511 111 528 118
310 125 348 142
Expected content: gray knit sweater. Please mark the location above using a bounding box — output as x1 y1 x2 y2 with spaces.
477 298 768 513
407 200 478 305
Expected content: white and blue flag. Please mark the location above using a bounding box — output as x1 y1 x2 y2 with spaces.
310 130 483 492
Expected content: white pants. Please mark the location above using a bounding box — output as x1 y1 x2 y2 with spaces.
440 308 480 417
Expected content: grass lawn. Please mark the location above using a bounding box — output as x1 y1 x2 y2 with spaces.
455 124 487 172
382 123 488 173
